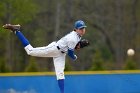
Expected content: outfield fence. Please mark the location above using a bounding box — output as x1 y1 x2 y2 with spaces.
0 70 140 93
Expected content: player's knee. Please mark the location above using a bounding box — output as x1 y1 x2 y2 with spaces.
24 44 34 56
25 49 33 56
26 51 32 56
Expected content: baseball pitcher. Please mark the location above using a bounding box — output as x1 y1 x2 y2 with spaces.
2 20 89 93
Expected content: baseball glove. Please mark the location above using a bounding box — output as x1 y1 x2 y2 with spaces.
75 39 90 50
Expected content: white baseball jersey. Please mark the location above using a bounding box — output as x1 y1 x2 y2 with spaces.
56 31 81 52
24 31 81 80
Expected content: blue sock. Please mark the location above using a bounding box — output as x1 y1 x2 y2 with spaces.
15 31 30 47
58 79 64 93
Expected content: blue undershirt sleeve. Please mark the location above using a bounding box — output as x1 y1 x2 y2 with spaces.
67 49 77 60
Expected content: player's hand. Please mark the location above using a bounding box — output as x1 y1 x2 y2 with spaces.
73 55 77 61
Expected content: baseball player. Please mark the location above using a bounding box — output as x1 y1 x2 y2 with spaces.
3 20 88 93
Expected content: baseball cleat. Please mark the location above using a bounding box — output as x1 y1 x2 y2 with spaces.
2 24 20 31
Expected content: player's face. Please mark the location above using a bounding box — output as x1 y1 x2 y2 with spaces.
77 28 86 36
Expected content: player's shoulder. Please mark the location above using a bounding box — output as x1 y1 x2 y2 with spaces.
65 31 76 39
66 31 77 37
67 32 79 43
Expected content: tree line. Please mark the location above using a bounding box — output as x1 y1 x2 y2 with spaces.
0 0 139 72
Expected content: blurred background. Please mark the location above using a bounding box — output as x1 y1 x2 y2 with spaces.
0 0 139 73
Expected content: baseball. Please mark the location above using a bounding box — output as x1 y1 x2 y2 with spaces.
127 49 135 56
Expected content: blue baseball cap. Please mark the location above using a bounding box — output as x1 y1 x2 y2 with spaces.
74 20 87 29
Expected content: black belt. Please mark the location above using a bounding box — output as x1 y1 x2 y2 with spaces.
57 46 65 53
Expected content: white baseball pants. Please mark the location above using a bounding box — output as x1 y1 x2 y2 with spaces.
24 42 66 80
